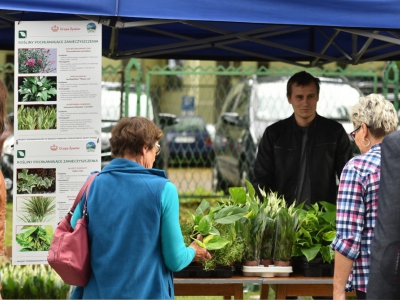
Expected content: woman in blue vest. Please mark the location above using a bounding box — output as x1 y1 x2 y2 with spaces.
70 116 211 299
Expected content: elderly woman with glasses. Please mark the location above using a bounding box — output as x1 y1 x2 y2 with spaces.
331 94 398 300
70 116 211 300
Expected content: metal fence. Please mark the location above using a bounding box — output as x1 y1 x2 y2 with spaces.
143 62 399 198
2 60 399 199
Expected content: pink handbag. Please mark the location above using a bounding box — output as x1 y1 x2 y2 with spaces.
47 172 99 286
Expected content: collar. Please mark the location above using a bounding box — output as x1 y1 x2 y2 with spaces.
291 113 319 130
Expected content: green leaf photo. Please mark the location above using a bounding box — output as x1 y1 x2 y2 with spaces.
18 76 57 102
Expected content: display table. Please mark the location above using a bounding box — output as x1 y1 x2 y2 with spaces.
260 274 356 299
174 276 262 299
174 274 357 299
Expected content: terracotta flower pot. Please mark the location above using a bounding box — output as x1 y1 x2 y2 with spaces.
261 259 273 267
273 260 291 266
242 260 259 266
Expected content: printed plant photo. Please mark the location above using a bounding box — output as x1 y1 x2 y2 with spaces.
16 168 56 195
16 195 56 223
18 48 57 74
18 76 57 102
17 104 57 130
15 224 54 252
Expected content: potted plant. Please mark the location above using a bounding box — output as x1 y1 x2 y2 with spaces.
292 201 336 276
235 180 275 266
178 188 248 275
259 191 283 266
239 209 267 266
202 223 246 271
292 201 336 263
188 193 248 251
272 201 301 266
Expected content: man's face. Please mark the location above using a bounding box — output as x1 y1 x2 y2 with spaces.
287 82 319 126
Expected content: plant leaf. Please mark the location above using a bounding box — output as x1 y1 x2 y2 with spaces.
214 206 247 224
228 187 247 205
320 245 335 263
203 235 230 250
245 179 255 200
196 215 213 235
300 244 321 262
322 230 336 242
194 199 210 217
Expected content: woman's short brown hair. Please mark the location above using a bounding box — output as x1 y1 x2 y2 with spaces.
110 116 163 158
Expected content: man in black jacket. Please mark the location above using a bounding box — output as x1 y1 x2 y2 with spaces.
367 130 400 299
252 71 353 206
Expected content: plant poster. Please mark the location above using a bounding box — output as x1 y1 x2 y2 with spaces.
12 20 102 265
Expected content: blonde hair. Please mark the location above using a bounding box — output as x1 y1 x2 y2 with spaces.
350 93 398 138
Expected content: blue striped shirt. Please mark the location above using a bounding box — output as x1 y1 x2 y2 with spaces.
331 143 381 293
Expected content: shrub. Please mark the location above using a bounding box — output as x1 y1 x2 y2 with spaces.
0 261 70 299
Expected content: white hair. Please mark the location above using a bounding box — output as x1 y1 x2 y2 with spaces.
350 93 398 136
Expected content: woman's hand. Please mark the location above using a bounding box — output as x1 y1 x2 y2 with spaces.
189 234 212 262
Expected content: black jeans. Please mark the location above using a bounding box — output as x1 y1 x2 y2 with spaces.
356 290 366 299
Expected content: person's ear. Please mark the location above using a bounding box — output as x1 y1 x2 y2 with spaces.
142 145 148 156
361 123 369 138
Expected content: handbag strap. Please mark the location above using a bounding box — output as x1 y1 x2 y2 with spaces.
69 172 99 215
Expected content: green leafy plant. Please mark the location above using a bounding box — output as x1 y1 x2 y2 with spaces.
259 191 284 264
181 186 249 270
18 76 57 102
292 201 336 263
0 261 70 299
272 201 301 263
237 183 266 263
202 224 246 271
18 196 56 223
15 225 53 252
18 48 56 74
186 192 248 250
18 105 57 130
17 169 56 194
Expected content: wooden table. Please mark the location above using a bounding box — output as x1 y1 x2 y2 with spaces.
174 274 357 299
261 274 332 299
260 274 356 299
174 276 262 299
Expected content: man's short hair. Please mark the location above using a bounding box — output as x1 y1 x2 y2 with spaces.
286 71 320 97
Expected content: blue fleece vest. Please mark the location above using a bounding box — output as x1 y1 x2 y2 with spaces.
71 158 173 299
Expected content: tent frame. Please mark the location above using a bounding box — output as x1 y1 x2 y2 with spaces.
1 10 400 66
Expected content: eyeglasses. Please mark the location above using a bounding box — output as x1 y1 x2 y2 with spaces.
350 124 370 141
349 125 361 141
155 143 161 156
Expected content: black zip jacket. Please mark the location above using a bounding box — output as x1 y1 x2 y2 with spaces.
252 114 353 206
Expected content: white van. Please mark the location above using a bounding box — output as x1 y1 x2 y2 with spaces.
100 81 176 170
101 81 153 121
